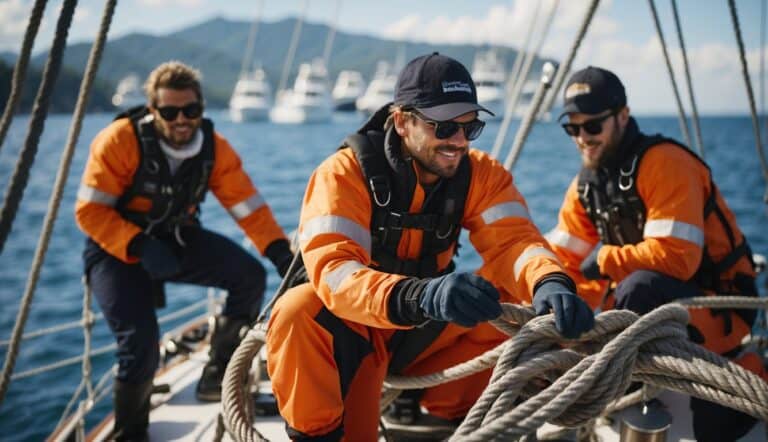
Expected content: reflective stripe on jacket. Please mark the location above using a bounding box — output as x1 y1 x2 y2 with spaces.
548 143 754 307
75 117 286 262
299 147 564 329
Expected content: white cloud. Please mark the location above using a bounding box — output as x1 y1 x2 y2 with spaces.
0 0 34 52
382 0 768 114
74 6 92 24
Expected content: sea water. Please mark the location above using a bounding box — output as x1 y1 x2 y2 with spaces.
0 110 766 440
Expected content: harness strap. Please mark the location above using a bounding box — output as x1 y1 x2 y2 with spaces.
343 130 469 278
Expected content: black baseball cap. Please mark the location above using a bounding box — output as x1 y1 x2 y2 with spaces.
394 52 493 121
560 66 626 119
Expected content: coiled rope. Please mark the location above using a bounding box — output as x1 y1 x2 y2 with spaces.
222 300 768 441
0 0 116 407
0 0 47 152
448 304 768 441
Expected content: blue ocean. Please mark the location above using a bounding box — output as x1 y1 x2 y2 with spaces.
0 111 766 440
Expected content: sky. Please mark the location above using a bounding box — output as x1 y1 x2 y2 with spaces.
1 0 768 114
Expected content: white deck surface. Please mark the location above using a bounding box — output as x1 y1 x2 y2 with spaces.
90 349 288 441
89 348 768 441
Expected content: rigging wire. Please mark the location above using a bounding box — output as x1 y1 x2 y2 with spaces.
535 0 602 141
0 0 76 256
322 0 342 69
648 0 692 148
276 0 307 95
670 0 705 158
502 62 556 171
727 0 768 204
0 0 47 153
490 0 542 160
0 0 115 407
238 0 265 77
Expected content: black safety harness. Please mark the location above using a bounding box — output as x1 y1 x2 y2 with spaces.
577 133 756 327
114 106 215 237
342 130 470 278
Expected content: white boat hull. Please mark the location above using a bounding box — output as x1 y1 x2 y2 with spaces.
229 105 270 122
270 103 332 124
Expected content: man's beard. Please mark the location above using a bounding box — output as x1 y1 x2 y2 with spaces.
412 144 464 178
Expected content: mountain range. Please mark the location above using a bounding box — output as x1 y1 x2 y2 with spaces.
0 16 551 113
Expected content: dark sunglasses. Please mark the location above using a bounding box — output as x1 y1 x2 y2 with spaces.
410 112 486 141
156 102 203 121
561 110 618 137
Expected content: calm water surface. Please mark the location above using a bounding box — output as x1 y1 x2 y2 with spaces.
0 110 766 440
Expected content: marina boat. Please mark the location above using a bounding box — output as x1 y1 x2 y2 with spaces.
110 73 145 110
269 59 334 124
355 61 397 116
332 70 366 111
229 68 272 122
471 49 506 120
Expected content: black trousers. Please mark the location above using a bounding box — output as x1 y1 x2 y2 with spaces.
84 226 266 384
614 270 757 441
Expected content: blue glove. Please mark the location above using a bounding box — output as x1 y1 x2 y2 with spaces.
580 247 604 281
533 278 595 338
133 234 182 280
419 273 502 327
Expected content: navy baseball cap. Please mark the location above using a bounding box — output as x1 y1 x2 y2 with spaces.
560 66 626 119
394 52 493 121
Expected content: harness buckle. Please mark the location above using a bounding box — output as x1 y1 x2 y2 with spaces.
387 212 403 230
618 155 638 191
369 176 391 207
436 223 453 239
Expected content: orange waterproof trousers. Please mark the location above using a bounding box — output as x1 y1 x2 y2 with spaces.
266 282 508 440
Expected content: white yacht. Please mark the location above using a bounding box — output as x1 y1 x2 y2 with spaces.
332 70 366 111
471 49 506 120
111 73 145 109
355 61 397 116
229 68 272 122
270 59 334 124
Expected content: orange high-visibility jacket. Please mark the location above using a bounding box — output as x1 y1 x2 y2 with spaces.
299 147 565 329
75 117 286 263
547 142 754 308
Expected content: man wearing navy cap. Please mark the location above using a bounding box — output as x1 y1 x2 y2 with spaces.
547 66 762 441
266 53 594 440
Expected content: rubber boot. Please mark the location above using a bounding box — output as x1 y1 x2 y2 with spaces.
112 379 153 442
195 315 251 402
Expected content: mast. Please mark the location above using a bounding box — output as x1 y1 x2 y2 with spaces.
276 0 308 95
238 0 265 78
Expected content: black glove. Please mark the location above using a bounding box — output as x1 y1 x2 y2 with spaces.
533 275 594 339
265 239 293 278
419 273 502 328
129 233 181 280
580 247 605 281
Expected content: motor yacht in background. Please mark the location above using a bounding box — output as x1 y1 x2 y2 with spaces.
229 67 272 122
111 73 145 110
270 59 334 124
471 49 506 120
332 70 366 111
355 61 397 116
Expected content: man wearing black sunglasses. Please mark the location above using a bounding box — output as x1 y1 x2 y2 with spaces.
75 61 294 440
548 66 762 441
266 53 594 441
